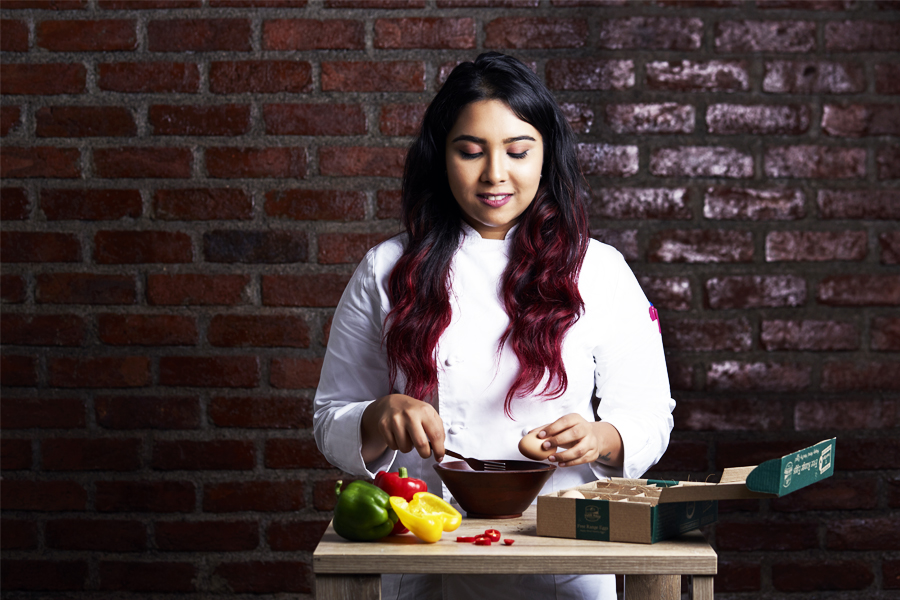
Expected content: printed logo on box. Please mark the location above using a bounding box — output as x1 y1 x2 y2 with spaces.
819 445 832 474
783 461 793 488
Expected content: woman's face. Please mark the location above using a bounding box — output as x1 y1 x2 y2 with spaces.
445 99 544 240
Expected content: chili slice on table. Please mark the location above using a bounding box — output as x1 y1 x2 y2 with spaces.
503 539 515 545
456 536 476 543
474 537 492 545
483 529 501 542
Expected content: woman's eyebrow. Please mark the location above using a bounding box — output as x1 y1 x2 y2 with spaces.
450 134 537 144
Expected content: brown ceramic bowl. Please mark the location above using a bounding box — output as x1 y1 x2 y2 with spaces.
433 460 556 519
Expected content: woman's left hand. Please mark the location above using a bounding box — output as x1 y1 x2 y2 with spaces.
538 414 623 468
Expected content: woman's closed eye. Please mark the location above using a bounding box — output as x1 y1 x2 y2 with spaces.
457 149 530 160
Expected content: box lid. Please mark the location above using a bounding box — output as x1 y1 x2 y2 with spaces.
651 438 836 503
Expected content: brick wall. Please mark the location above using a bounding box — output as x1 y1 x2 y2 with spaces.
1 0 898 598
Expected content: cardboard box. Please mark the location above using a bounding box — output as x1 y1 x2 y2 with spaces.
537 438 835 544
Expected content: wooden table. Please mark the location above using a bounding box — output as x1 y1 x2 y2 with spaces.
313 506 717 600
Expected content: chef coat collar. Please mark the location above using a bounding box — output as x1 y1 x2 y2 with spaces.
459 220 518 248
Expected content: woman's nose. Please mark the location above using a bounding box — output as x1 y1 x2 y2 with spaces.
481 153 507 184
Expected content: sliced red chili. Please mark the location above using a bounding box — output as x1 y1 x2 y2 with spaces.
503 539 515 545
483 529 501 542
456 536 476 543
474 538 492 545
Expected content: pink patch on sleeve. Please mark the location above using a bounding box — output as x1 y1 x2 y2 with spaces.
649 305 660 333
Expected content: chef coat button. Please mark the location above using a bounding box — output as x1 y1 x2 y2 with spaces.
448 425 459 435
444 356 453 366
521 427 531 437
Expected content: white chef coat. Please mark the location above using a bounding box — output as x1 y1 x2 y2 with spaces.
314 222 675 600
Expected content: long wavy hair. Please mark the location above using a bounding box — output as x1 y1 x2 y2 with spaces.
384 52 590 418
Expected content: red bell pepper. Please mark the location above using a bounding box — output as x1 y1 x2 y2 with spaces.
373 467 427 534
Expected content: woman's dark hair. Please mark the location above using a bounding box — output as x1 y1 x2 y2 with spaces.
385 51 590 418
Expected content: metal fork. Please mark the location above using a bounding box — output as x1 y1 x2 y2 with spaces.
443 448 507 472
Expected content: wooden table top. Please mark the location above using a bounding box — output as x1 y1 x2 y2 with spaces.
313 506 718 576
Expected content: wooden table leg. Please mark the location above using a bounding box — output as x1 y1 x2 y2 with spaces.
690 575 714 600
315 575 381 600
624 574 680 600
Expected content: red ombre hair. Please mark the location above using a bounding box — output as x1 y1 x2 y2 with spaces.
384 53 590 417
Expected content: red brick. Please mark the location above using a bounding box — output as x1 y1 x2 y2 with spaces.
706 275 806 309
265 189 366 221
761 319 858 351
147 273 249 305
318 232 391 264
99 561 196 592
265 438 330 469
763 60 865 94
380 103 427 136
661 318 752 351
262 273 351 307
153 440 255 470
0 480 86 511
875 63 900 95
637 277 691 311
37 20 136 51
313 477 341 511
606 104 694 135
757 0 854 8
154 188 251 220
882 231 900 265
647 60 748 92
36 106 135 138
208 315 310 348
1 0 86 7
766 230 866 262
706 186 805 220
837 438 900 470
213 561 311 594
42 188 141 220
263 18 362 50
209 396 312 428
94 147 192 179
1 146 80 178
795 398 886 431
0 354 37 386
826 20 900 51
204 481 304 512
823 104 900 137
717 520 817 551
1 560 87 591
1 106 22 136
439 0 538 4
715 439 821 470
42 438 141 471
148 18 250 52
1 187 28 219
270 357 323 389
650 147 752 178
817 189 900 219
263 103 365 136
209 60 312 94
487 17 586 49
1 397 85 429
206 147 307 179
319 146 405 178
773 560 873 592
98 314 196 346
771 478 877 512
210 0 306 5
96 481 195 512
0 232 81 263
376 189 402 220
545 59 635 90
46 519 145 551
599 17 701 50
872 316 900 351
822 360 900 391
322 61 425 92
98 62 200 93
649 230 753 263
652 439 708 472
1 519 37 550
706 361 811 392
818 275 900 306
0 63 86 95
149 104 250 136
48 356 150 388
160 356 260 388
878 145 900 179
577 144 639 177
716 560 760 593
36 273 136 305
326 0 424 5
96 395 201 429
155 520 259 551
0 19 28 52
204 230 308 263
101 0 201 7
707 104 809 135
1 314 86 346
376 18 475 49
268 519 330 551
590 229 639 260
95 230 192 264
885 560 900 590
1 274 26 303
715 20 815 53
2 438 31 469
674 398 782 431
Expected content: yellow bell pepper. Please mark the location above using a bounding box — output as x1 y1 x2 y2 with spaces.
389 492 462 543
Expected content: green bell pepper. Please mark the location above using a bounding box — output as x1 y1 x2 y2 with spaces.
332 480 399 542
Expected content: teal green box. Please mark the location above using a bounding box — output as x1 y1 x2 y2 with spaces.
536 438 835 544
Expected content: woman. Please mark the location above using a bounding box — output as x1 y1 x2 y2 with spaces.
314 52 674 600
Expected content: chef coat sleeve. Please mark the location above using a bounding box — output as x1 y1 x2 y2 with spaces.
589 248 675 480
313 248 398 478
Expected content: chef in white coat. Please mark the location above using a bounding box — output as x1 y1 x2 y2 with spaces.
314 52 675 600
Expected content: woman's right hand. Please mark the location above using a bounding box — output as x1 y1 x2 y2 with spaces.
360 394 445 463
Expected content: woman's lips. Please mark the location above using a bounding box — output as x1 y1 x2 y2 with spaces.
477 193 512 208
